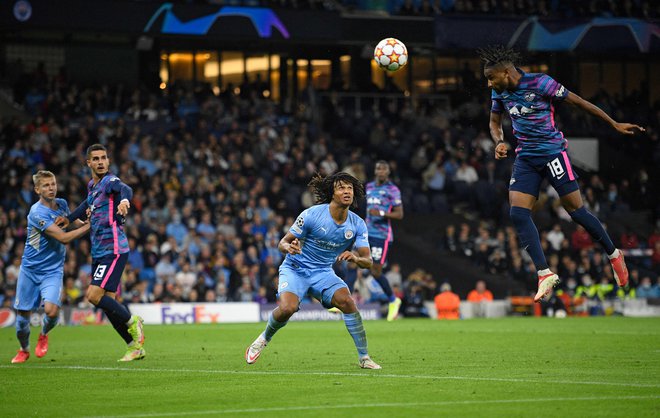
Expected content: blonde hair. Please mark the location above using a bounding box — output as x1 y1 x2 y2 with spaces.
32 170 55 187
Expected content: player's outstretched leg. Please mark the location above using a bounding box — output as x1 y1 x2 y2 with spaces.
534 270 560 303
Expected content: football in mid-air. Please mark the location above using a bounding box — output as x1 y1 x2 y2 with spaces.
374 38 408 72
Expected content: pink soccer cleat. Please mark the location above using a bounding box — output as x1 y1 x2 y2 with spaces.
610 251 629 287
11 350 30 364
35 334 49 358
534 272 560 303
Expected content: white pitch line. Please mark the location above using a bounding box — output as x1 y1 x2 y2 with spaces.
89 395 660 418
2 364 659 389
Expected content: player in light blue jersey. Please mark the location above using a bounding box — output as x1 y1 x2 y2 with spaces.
479 45 645 302
11 171 90 364
365 161 404 321
246 172 382 369
65 144 145 362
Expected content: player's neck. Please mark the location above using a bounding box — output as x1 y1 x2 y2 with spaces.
376 178 388 186
92 172 107 185
328 202 349 224
39 197 57 209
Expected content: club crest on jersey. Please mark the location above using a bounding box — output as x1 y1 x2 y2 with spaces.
524 92 536 102
39 220 45 227
345 230 354 239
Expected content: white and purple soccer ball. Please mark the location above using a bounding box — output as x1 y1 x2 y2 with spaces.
374 38 408 72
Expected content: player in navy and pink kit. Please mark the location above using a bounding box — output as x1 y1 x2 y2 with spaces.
479 46 645 302
67 144 145 361
365 161 404 321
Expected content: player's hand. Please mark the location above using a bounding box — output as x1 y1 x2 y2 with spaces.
495 142 508 160
613 122 645 135
117 200 130 216
55 216 70 229
368 208 381 216
287 238 302 255
337 251 357 263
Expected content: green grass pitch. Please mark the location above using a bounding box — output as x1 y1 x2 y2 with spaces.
1 317 659 417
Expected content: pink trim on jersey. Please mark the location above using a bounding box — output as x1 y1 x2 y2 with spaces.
109 195 119 255
101 253 120 288
380 223 393 265
561 151 575 181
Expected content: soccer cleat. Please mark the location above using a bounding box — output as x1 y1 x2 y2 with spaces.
610 251 629 287
127 315 145 347
534 272 560 303
359 356 382 369
35 334 49 358
387 297 402 321
245 335 267 364
11 350 30 364
328 307 342 314
118 346 146 362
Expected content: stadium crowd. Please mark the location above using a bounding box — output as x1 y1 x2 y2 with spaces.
0 59 658 315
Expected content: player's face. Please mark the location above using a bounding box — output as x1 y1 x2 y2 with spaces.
374 163 390 183
484 66 510 94
87 150 109 176
333 180 354 207
35 176 57 201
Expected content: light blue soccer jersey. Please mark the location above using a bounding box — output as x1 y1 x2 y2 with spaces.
21 198 69 272
284 204 369 270
490 69 569 157
365 180 402 241
87 174 129 258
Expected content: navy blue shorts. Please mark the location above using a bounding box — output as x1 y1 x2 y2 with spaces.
91 253 128 293
368 237 391 265
510 151 579 198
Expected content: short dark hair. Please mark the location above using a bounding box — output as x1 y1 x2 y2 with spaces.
308 172 364 209
477 45 521 68
86 143 107 159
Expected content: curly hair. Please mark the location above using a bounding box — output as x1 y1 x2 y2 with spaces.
308 172 364 209
477 45 522 68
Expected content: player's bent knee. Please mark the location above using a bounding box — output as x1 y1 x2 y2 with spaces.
43 305 59 318
86 287 104 306
277 303 298 319
336 297 357 314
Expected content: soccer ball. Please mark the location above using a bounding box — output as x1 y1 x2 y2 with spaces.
374 38 408 72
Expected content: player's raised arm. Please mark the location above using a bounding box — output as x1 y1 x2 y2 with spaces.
563 91 645 135
43 221 90 244
279 232 302 255
489 111 507 159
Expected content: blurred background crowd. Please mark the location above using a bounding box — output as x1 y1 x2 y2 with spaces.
1 53 658 317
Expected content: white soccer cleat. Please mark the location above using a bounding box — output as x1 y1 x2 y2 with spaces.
534 272 560 303
245 335 267 364
359 356 382 369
